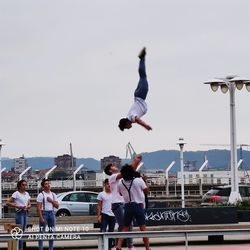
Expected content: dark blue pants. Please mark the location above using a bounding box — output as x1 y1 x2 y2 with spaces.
100 213 116 249
134 58 148 100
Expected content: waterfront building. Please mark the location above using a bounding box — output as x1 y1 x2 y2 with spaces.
12 155 30 174
177 169 250 185
52 154 76 179
2 171 17 182
13 155 28 173
144 170 166 185
100 155 122 171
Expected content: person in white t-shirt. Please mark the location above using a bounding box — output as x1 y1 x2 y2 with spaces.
116 164 150 250
6 180 31 250
118 47 152 131
97 179 116 250
36 179 59 250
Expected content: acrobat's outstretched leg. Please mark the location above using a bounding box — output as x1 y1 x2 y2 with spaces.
134 47 148 100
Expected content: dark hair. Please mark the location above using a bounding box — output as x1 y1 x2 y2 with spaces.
134 171 141 178
118 118 130 131
120 164 134 181
103 178 109 185
41 178 50 187
104 164 113 176
17 180 27 190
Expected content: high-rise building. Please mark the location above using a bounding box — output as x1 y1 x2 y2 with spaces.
13 155 29 174
100 155 122 171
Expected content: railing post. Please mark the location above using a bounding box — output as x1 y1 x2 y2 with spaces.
98 234 103 250
185 232 188 250
103 234 109 250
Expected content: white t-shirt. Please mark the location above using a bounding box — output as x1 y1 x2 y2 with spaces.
11 191 30 211
97 191 115 217
127 97 147 122
109 173 124 204
117 177 147 206
37 191 58 211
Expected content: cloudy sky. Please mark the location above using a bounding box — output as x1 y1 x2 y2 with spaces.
1 0 250 160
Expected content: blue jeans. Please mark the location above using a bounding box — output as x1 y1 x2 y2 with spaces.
112 203 133 248
100 213 116 249
15 210 27 250
39 211 56 250
134 58 148 100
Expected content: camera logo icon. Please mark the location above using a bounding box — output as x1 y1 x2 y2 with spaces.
11 227 23 240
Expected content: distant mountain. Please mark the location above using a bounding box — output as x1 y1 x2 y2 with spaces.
76 158 100 170
138 149 250 174
2 157 54 170
2 149 250 174
2 157 100 171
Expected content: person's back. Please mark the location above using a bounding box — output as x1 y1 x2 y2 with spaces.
116 164 150 250
118 177 146 206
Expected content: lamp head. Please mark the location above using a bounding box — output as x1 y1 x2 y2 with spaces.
229 76 250 91
177 137 186 148
204 78 225 92
245 81 250 92
220 84 229 93
0 139 5 147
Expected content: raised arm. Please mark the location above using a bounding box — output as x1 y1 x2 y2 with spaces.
134 117 152 131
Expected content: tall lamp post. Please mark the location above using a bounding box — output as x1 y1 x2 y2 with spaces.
177 138 186 208
165 161 175 196
204 75 250 204
0 140 5 219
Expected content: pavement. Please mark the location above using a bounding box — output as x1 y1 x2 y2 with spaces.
1 222 250 249
1 235 250 249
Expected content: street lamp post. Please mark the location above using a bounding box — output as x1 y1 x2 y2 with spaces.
0 140 4 219
177 138 186 208
199 160 208 196
204 75 250 204
165 161 175 196
73 164 84 191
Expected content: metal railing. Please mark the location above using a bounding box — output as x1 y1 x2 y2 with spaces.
1 179 103 190
1 228 250 250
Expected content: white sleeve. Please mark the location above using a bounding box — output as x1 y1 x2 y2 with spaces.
36 193 43 203
97 192 103 201
27 192 31 200
11 191 17 199
109 174 117 184
139 178 147 190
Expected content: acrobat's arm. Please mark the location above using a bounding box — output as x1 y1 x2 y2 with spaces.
134 117 152 131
